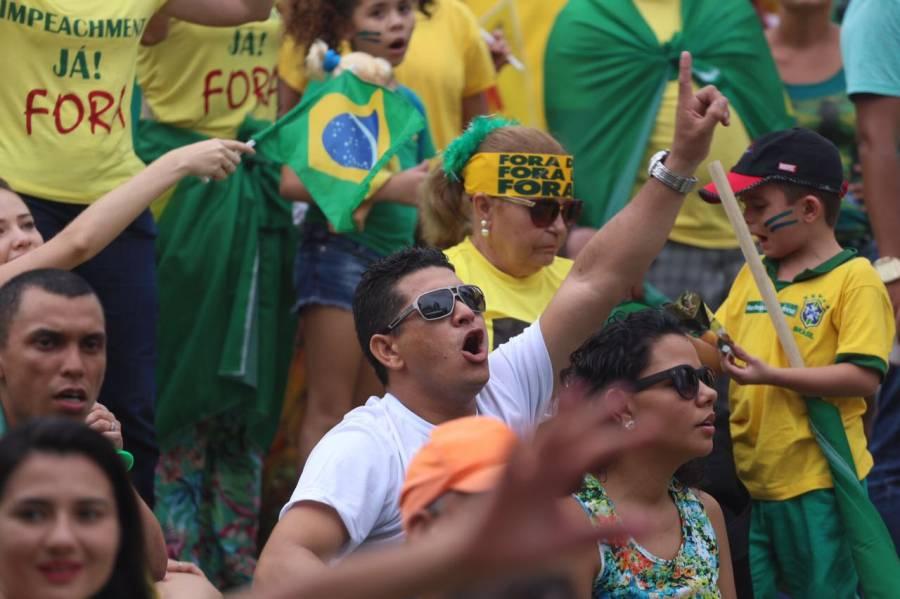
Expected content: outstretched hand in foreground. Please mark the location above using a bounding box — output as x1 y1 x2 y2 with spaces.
239 382 655 599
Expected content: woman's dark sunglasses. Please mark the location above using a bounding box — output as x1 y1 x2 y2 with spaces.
633 365 716 400
384 285 486 333
500 197 584 228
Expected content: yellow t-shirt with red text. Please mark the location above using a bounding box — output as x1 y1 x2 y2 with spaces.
0 0 167 204
137 12 281 139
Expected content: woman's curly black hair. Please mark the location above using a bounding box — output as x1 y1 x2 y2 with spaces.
561 309 708 487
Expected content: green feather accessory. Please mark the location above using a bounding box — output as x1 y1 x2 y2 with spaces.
442 115 518 181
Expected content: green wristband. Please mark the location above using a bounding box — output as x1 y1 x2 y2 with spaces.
116 449 134 472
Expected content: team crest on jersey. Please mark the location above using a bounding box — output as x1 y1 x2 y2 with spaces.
799 294 829 329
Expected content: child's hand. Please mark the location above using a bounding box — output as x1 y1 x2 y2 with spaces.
720 342 773 385
170 139 255 181
388 161 430 206
487 28 511 72
352 201 375 232
371 161 429 206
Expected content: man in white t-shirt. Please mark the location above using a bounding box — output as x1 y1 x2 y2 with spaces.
255 52 731 587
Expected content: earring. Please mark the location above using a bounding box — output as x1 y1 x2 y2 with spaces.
623 418 636 431
480 219 490 237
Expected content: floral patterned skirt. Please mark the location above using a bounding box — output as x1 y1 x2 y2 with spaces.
154 414 262 590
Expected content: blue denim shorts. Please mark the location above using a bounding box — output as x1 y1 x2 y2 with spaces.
293 222 382 312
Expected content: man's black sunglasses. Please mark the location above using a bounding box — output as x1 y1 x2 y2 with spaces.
633 365 716 400
383 285 486 333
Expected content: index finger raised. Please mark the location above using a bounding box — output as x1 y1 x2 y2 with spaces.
677 51 693 104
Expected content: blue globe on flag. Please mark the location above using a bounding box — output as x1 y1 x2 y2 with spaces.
322 111 380 170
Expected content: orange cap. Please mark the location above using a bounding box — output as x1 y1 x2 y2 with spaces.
399 416 518 530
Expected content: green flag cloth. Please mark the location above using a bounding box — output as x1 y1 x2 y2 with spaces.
804 398 900 596
253 71 427 234
136 118 296 448
544 0 794 227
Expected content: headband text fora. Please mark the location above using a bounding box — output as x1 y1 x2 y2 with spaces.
462 152 574 199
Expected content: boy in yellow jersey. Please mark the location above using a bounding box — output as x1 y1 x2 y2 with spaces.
701 128 895 598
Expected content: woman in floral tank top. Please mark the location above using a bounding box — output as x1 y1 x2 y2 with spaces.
561 310 737 598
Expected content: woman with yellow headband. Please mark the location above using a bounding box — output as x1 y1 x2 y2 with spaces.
422 117 582 350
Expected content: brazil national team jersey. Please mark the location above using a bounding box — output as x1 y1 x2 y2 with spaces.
716 250 894 501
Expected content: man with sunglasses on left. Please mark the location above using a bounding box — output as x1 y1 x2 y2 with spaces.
255 52 731 591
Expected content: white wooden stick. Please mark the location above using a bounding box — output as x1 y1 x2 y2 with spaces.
708 161 805 369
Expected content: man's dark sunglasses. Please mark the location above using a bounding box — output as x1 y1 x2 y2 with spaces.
633 365 716 400
384 285 486 333
500 197 584 228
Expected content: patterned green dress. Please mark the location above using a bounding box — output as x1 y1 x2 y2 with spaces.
577 475 721 598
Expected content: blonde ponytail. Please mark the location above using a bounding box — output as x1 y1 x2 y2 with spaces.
421 160 470 249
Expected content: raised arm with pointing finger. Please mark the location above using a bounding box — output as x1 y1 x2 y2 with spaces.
254 51 728 590
539 51 730 375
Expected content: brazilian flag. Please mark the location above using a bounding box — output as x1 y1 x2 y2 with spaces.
254 71 427 233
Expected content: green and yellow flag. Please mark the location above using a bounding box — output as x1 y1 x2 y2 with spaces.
254 71 427 233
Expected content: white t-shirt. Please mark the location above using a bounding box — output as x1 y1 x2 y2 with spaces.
280 320 554 555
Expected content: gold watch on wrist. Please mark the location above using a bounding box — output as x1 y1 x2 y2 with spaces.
874 256 900 284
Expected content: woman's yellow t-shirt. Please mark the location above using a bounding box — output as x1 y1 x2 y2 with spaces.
137 12 281 139
445 236 571 350
0 0 168 204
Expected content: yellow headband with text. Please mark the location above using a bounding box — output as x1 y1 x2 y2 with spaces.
462 153 574 199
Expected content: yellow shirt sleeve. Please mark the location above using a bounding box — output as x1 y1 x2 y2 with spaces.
458 2 496 97
833 261 895 376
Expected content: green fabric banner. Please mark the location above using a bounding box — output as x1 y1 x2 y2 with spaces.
136 119 296 449
253 71 426 233
544 0 794 226
805 398 900 596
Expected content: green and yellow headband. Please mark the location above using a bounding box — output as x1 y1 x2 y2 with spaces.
462 152 574 199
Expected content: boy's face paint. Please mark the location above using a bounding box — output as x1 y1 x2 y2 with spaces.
762 209 799 233
740 186 803 259
350 0 416 66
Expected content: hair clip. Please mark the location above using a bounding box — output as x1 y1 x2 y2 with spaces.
442 115 518 181
323 48 342 73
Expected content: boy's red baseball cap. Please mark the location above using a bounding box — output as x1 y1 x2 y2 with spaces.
699 128 846 203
